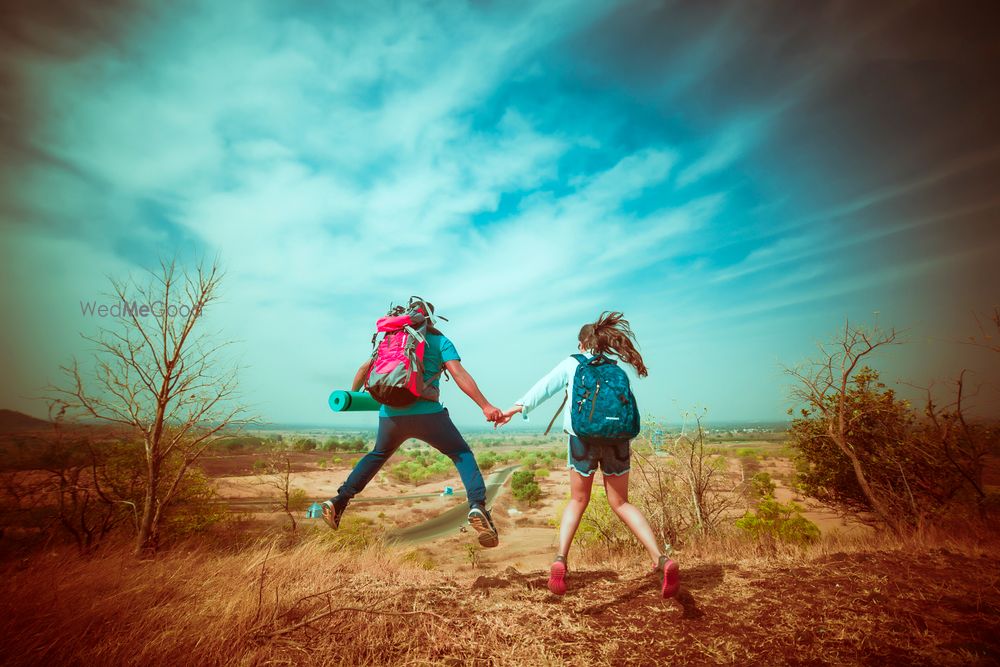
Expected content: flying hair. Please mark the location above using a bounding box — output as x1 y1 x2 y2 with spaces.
578 311 648 377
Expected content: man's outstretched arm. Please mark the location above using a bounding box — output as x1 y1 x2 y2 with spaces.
443 360 501 422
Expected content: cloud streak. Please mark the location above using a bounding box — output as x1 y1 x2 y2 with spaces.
2 1 998 424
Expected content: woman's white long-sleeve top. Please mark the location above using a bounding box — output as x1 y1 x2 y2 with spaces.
515 356 581 436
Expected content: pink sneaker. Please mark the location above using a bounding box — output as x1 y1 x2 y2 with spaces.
548 556 567 596
657 555 680 598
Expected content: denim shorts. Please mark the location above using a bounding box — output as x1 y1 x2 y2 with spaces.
567 435 631 477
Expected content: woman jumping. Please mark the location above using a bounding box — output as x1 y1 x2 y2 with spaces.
496 312 679 597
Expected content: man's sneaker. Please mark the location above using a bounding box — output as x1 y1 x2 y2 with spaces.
467 506 499 548
548 555 567 596
655 554 680 598
321 499 345 530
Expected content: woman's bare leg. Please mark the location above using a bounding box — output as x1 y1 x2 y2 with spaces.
557 469 596 559
603 472 662 568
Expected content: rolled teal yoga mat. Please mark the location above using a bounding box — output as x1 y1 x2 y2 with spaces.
328 390 382 412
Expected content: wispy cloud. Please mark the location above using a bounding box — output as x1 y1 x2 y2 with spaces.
2 0 998 423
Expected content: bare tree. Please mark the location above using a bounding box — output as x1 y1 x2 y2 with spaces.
920 371 990 505
785 320 902 532
256 450 308 533
672 411 738 533
631 412 738 546
49 258 250 555
630 440 686 548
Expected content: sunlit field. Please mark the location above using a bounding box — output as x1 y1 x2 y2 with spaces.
3 415 998 665
3 1 1000 665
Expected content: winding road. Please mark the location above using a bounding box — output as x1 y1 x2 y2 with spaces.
384 464 520 545
219 464 520 545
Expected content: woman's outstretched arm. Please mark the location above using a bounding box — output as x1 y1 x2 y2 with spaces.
496 357 577 426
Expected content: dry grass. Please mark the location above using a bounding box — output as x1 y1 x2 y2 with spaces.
1 526 998 666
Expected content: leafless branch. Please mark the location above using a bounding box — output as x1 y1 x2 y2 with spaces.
48 256 251 555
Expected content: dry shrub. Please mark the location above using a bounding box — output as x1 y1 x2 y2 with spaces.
0 536 588 666
631 416 742 548
563 487 638 564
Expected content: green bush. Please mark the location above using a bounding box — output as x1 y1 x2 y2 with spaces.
477 452 498 472
735 496 820 545
750 472 776 498
511 470 541 504
293 437 318 452
322 436 368 452
787 365 993 525
389 451 453 484
510 469 533 486
165 494 227 538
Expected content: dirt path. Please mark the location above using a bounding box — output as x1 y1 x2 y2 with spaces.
218 490 468 512
385 465 519 544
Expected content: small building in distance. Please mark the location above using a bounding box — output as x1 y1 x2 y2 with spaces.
306 502 323 518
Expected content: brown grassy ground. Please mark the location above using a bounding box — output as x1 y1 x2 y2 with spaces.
1 528 997 667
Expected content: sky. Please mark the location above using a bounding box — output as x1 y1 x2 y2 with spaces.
1 0 998 428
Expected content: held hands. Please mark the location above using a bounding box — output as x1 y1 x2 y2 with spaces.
482 404 521 428
482 404 504 424
492 406 522 429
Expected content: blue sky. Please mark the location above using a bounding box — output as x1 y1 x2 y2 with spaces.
1 1 998 427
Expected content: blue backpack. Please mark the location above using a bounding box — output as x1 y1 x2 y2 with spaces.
545 353 641 441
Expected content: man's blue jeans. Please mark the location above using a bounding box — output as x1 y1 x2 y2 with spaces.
335 409 487 508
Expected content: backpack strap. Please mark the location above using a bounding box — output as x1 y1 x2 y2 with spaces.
424 368 446 386
403 324 426 344
544 355 588 435
544 395 567 436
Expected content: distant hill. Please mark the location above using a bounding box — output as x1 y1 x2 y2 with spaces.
0 409 50 433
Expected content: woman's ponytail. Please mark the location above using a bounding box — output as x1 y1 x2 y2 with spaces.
578 311 648 377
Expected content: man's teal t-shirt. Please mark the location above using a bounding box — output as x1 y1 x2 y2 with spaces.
379 334 460 417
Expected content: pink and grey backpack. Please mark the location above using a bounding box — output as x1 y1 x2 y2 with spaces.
364 296 446 407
